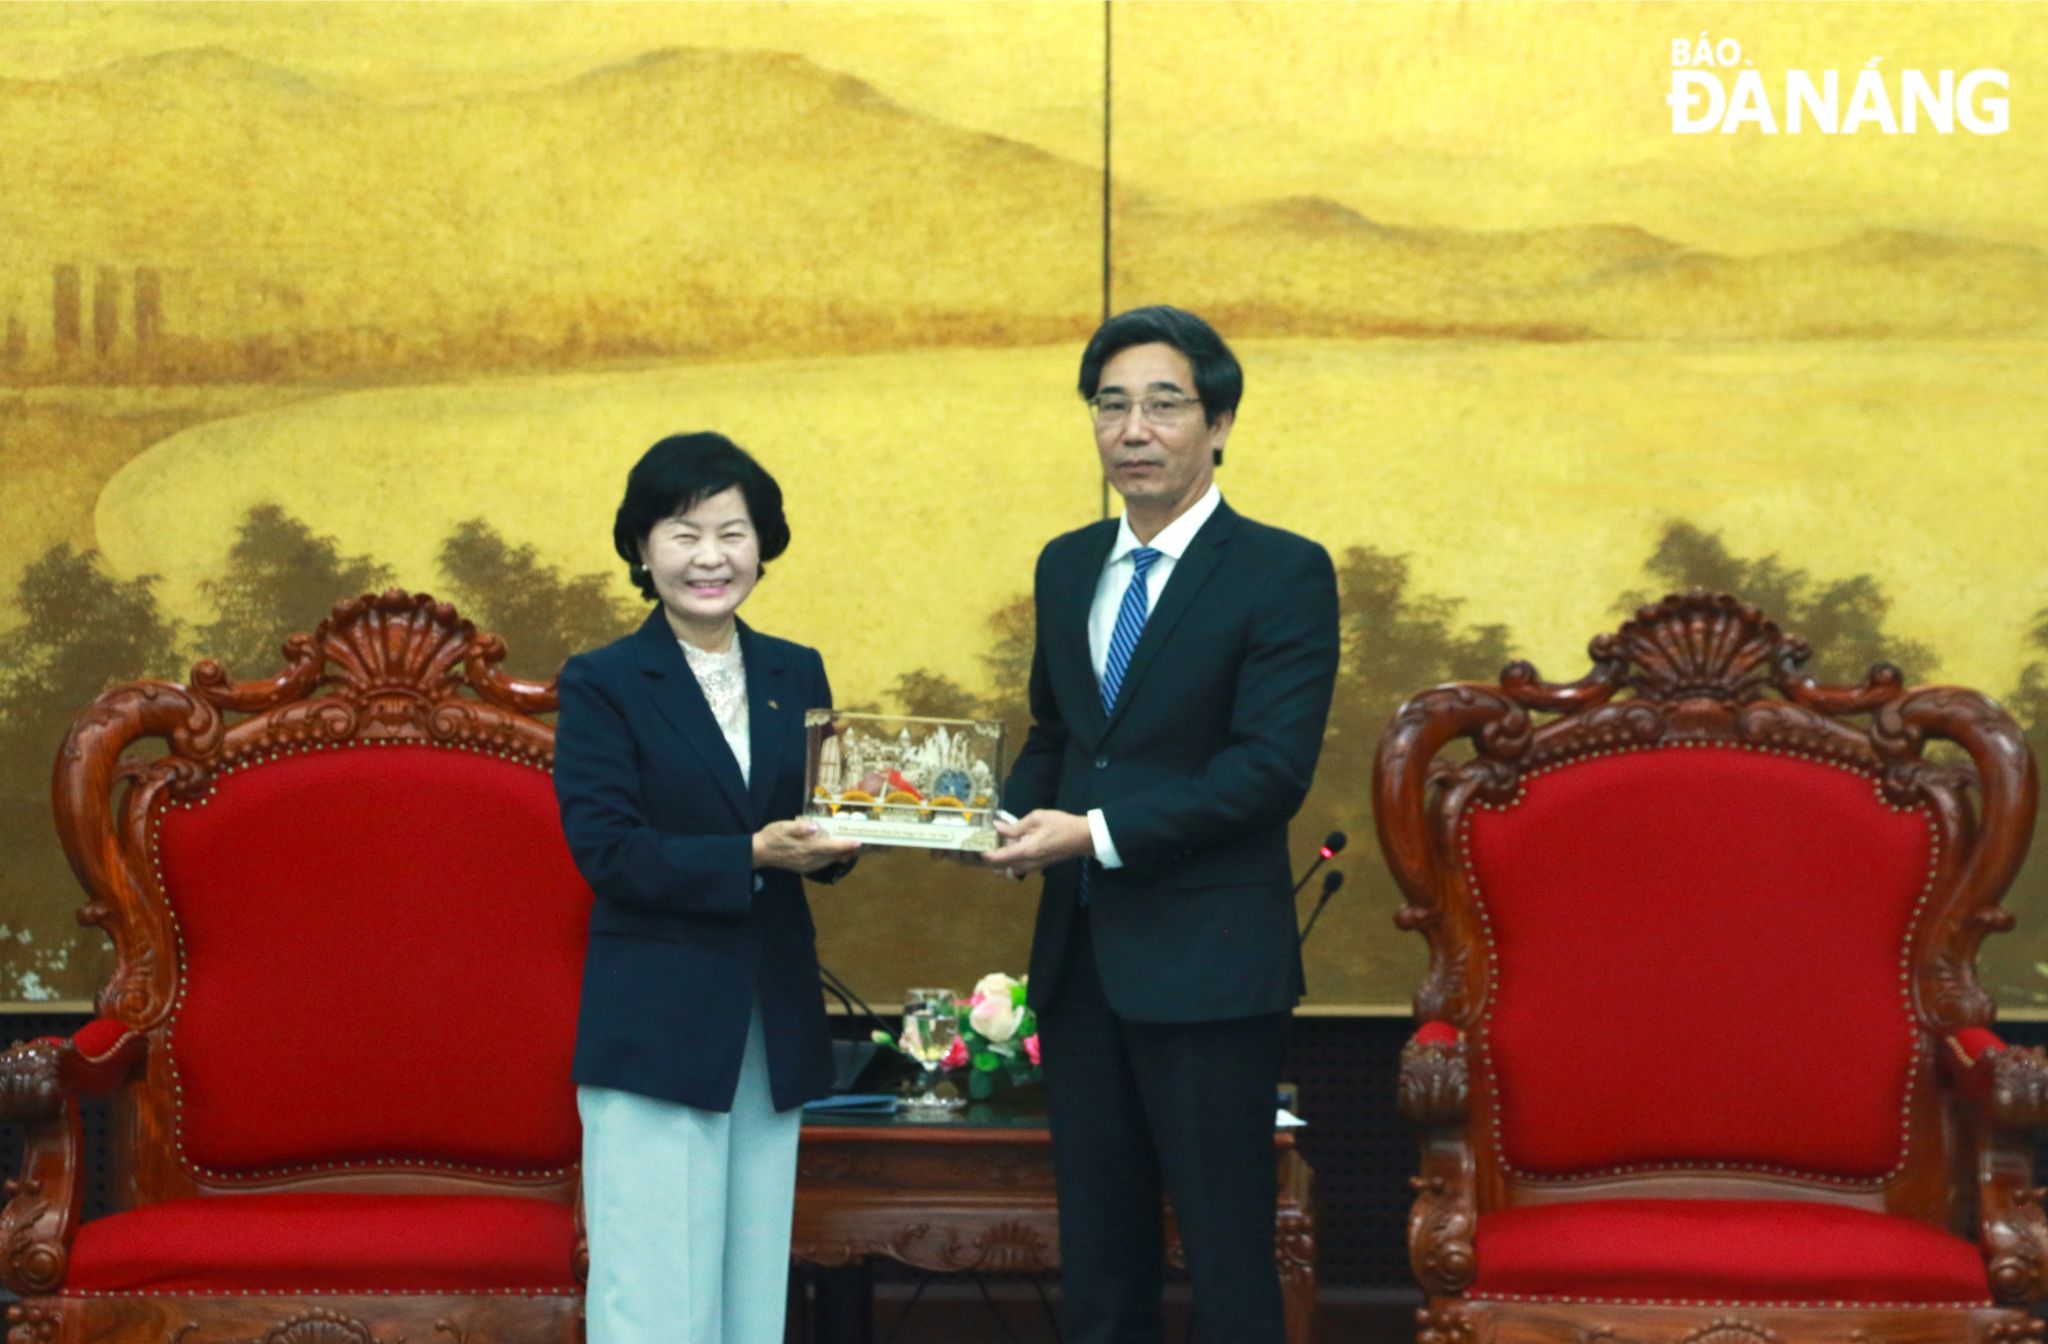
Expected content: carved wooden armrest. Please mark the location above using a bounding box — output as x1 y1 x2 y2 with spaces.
1943 1031 2048 1304
1978 1152 2048 1306
1399 1024 1477 1297
1944 1029 2048 1128
0 1020 144 1120
0 1022 145 1297
0 1039 64 1123
1398 1023 1468 1127
1407 1142 1477 1298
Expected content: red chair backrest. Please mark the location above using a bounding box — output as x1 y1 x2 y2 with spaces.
1374 591 2038 1215
1463 745 1932 1179
155 744 589 1177
55 591 592 1200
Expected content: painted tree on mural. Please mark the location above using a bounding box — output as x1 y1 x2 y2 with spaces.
196 503 391 676
0 545 182 796
1309 545 1516 991
888 594 1035 738
437 519 638 681
0 545 181 997
887 669 981 721
1619 520 1938 683
195 509 643 690
2013 610 2048 755
2002 607 2048 1004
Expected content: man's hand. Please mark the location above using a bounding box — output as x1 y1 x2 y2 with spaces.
985 809 1094 875
753 820 862 875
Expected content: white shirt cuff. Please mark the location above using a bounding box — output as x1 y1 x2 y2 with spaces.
1088 808 1124 869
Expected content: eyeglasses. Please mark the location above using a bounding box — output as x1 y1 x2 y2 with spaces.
1087 393 1204 428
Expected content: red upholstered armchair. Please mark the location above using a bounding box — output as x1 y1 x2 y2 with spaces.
1374 592 2044 1344
0 592 592 1344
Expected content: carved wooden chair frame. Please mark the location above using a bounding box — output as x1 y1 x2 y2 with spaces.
0 591 585 1344
1375 591 2043 1344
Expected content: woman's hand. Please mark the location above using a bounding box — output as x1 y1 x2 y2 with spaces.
753 819 862 875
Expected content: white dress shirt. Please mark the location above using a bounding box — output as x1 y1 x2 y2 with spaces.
1082 484 1223 869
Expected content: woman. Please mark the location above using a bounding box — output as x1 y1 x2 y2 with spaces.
554 432 860 1344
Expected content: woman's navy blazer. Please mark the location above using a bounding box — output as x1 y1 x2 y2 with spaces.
554 610 839 1112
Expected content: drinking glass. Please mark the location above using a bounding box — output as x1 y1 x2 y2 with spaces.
901 986 965 1110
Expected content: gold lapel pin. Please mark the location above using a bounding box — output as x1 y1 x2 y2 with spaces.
767 699 779 710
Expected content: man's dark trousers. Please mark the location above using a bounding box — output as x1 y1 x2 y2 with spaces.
1039 906 1291 1344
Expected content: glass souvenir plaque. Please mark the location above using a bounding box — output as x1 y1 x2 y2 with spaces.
804 711 1004 852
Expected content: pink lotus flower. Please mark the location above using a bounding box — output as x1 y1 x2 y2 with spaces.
1024 1033 1041 1066
941 1037 970 1070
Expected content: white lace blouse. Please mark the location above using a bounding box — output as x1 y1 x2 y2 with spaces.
679 638 749 786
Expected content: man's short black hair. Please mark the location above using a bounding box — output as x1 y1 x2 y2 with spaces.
611 432 790 601
1077 305 1243 425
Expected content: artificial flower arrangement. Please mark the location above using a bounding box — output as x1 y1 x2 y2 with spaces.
875 972 1043 1100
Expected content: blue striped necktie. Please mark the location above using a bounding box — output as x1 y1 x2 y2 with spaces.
1101 546 1160 714
1082 545 1159 906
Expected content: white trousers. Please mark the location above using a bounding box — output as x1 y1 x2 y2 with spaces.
579 1004 803 1344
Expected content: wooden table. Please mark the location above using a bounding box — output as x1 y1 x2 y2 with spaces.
792 1100 1317 1344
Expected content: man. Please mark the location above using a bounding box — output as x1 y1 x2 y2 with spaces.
986 306 1340 1343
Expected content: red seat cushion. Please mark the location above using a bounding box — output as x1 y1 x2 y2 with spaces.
63 1194 577 1295
1471 1200 1989 1305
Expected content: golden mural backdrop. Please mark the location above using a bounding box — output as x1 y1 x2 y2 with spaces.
0 1 2043 1010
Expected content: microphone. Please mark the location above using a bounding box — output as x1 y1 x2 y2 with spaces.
819 976 858 1019
819 962 890 1036
818 962 898 1093
1289 830 1348 899
1298 870 1344 946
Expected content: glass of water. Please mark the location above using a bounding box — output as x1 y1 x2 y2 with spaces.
901 987 965 1110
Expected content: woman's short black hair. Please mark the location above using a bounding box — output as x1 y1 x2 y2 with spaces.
612 432 790 601
1076 305 1242 425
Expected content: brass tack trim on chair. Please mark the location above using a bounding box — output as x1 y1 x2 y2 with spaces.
57 1287 582 1299
1467 1293 1992 1310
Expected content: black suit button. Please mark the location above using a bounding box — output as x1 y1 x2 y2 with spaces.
1094 756 1108 769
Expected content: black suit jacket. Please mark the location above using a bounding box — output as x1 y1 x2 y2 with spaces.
1004 501 1340 1024
554 611 839 1112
